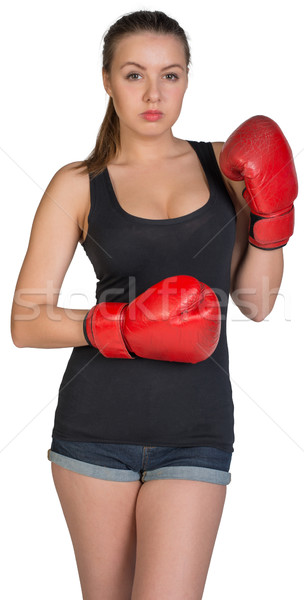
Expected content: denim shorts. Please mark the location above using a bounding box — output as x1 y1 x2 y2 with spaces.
48 438 232 486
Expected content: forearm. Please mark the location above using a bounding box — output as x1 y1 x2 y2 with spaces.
11 304 89 349
231 244 284 321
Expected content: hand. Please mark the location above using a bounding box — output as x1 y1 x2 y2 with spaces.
83 275 221 364
219 115 298 249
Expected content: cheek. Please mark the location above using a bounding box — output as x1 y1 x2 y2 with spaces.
110 89 133 115
117 86 140 108
169 86 186 107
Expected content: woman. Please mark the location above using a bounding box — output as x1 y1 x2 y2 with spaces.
10 10 297 600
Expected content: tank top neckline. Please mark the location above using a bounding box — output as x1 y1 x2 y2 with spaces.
103 140 216 226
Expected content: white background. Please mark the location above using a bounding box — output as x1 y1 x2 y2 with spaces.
1 1 303 598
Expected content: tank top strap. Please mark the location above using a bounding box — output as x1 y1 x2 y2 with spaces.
186 140 231 200
86 164 113 226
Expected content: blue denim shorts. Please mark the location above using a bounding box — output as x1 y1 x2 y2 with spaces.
48 438 232 486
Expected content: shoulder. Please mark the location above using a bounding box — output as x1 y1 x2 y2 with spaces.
46 161 89 198
54 160 89 188
48 161 90 231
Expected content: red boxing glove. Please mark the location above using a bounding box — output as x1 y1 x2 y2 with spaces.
83 275 221 364
219 115 298 250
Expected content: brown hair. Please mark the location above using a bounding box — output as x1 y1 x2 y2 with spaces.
71 10 191 178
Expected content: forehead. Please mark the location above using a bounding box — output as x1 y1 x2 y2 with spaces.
112 32 185 66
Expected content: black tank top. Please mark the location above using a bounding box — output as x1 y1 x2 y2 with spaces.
51 141 236 452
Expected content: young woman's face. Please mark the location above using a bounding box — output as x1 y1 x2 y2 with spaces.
103 32 189 138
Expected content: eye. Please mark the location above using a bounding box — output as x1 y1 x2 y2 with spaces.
164 73 179 81
126 73 141 80
125 72 179 81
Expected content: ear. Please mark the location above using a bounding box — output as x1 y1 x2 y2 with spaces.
102 68 112 97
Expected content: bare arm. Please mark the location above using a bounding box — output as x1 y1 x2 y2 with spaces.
231 241 283 322
10 163 90 348
212 142 284 322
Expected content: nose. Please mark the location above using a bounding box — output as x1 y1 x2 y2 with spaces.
143 78 161 102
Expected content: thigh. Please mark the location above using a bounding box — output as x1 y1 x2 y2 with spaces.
51 462 142 600
131 479 227 600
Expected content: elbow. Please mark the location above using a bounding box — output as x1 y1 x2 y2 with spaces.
11 329 25 348
235 305 272 322
10 319 26 348
251 314 266 323
12 340 25 348
232 299 271 322
249 292 280 322
251 306 273 323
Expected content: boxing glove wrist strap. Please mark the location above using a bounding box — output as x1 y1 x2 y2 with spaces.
83 302 135 359
248 205 295 250
83 312 93 346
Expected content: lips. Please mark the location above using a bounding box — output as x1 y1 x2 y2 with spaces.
141 110 163 115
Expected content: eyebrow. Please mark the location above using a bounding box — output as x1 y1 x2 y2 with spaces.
120 61 185 71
